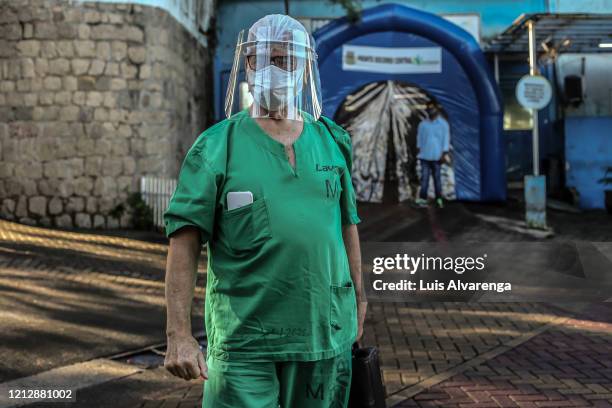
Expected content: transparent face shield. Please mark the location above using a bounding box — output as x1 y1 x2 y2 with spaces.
224 28 322 122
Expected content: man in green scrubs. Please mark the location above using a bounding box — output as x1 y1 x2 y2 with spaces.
163 14 367 408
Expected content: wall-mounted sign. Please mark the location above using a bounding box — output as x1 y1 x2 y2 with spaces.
441 14 481 45
516 75 552 110
342 45 442 74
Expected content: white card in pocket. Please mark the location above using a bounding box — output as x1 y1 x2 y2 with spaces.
227 191 254 211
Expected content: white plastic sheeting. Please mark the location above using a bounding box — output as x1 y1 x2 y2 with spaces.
335 80 456 203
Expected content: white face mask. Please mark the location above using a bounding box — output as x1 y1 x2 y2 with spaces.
247 64 304 112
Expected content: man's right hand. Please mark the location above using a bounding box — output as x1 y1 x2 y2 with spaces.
440 152 451 165
164 334 208 381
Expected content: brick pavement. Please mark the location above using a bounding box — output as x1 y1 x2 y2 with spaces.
393 304 612 407
137 302 569 408
136 305 612 408
1 202 610 408
366 303 564 395
138 379 205 408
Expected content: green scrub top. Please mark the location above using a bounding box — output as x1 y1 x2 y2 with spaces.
164 109 361 362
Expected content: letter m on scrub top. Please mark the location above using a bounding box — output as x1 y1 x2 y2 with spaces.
163 110 362 362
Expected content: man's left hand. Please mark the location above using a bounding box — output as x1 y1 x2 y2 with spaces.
356 299 368 341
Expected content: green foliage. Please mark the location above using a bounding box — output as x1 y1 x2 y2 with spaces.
109 193 154 230
109 203 126 220
127 192 154 230
329 0 361 22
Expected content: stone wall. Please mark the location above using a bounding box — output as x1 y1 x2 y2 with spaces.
0 0 213 228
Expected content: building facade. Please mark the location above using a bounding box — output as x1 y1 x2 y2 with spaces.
214 0 612 208
0 0 214 228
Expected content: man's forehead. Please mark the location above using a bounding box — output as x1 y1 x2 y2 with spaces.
270 45 289 55
246 46 307 59
252 43 291 54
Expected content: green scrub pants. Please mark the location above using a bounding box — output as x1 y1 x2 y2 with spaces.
202 347 352 408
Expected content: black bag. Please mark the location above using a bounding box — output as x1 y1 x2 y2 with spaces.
348 342 387 408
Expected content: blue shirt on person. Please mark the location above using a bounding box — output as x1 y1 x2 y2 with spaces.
416 116 450 161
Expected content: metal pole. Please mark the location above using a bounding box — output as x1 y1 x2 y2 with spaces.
528 20 540 176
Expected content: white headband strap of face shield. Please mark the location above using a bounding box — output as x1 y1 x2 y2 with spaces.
241 41 316 59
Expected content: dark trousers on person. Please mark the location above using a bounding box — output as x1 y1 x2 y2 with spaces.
420 159 442 200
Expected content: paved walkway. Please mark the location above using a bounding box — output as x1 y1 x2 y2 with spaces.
0 219 205 383
135 304 612 408
394 304 612 408
0 201 610 407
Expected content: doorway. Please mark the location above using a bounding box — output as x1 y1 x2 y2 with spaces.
334 80 456 203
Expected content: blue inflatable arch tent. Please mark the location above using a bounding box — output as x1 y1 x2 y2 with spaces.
313 3 505 201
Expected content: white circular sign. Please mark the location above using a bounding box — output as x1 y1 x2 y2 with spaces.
516 75 552 110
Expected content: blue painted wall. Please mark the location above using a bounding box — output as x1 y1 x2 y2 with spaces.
215 0 521 118
216 0 544 71
507 62 564 177
214 0 612 205
215 0 612 70
214 0 612 121
565 118 612 209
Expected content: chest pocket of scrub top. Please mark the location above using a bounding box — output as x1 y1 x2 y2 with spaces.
218 197 272 253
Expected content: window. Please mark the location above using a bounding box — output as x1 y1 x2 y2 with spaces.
502 85 533 130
